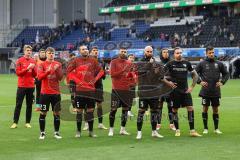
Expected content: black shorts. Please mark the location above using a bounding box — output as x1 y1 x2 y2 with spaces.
95 88 104 103
111 89 131 109
130 86 136 98
40 94 61 112
159 96 170 103
129 86 136 107
170 92 193 108
139 98 159 110
202 97 220 107
75 95 95 109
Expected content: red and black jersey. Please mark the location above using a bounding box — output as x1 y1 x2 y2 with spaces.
15 56 37 88
126 62 138 87
66 57 103 92
37 61 63 95
110 58 133 90
36 59 45 73
66 58 77 84
66 69 76 84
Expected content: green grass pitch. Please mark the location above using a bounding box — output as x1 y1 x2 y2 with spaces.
0 74 240 160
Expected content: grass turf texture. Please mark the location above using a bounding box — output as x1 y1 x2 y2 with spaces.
0 74 239 160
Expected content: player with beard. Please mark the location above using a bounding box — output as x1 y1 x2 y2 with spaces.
164 47 202 137
195 46 229 134
35 49 47 111
157 48 176 131
67 45 104 138
136 46 164 139
83 46 108 130
108 47 133 136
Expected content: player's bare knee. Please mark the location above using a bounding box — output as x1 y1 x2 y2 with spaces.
97 105 102 109
203 106 209 112
172 108 178 113
40 112 47 115
212 106 219 114
87 108 94 113
53 112 60 116
76 109 83 113
187 106 194 111
138 108 145 112
150 109 158 112
111 108 117 112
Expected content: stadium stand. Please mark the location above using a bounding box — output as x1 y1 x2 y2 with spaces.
8 15 240 51
10 26 50 48
194 16 240 47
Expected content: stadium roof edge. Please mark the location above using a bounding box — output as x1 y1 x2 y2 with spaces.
99 0 240 14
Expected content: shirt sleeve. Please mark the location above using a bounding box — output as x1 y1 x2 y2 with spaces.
94 60 105 82
219 62 229 85
164 61 171 73
15 59 28 76
32 61 37 78
56 63 63 81
187 61 193 72
37 63 50 80
110 60 124 77
195 62 202 84
66 58 76 75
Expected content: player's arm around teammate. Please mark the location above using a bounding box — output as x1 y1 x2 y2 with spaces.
66 45 103 138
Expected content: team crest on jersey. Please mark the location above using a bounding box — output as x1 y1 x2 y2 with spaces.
215 63 219 69
183 64 187 67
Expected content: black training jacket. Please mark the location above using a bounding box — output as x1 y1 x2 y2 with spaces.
195 57 229 98
137 57 171 99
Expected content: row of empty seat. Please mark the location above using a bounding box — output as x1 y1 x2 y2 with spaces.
12 26 50 44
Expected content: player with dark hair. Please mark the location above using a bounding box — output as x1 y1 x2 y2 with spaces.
127 54 137 117
10 45 37 129
37 47 63 140
108 47 133 136
164 47 202 137
67 45 104 138
35 49 46 111
66 52 77 112
195 46 229 134
89 46 108 130
157 48 176 131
